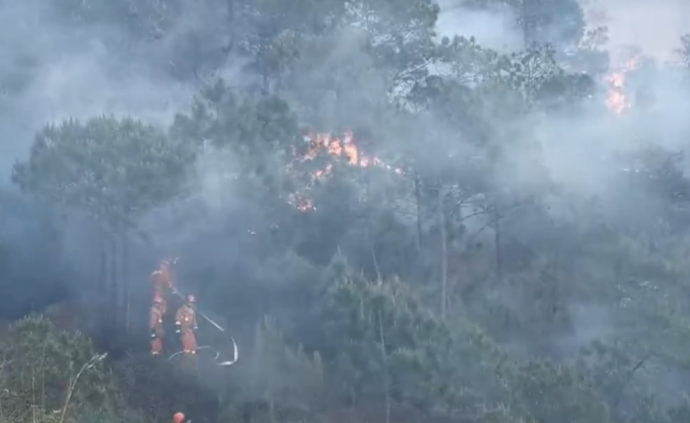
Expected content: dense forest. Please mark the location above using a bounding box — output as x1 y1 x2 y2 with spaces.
2 0 690 422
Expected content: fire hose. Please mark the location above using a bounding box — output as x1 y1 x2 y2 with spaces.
169 288 239 366
169 345 217 360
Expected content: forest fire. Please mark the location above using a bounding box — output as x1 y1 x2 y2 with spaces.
300 131 401 173
606 58 639 114
287 131 402 211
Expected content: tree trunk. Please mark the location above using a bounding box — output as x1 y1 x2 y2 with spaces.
98 223 106 294
98 223 109 334
109 229 118 333
438 186 447 317
121 230 130 335
414 172 423 250
261 52 270 93
494 209 503 285
521 0 538 45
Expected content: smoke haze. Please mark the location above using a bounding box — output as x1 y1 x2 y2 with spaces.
584 0 690 62
2 0 690 419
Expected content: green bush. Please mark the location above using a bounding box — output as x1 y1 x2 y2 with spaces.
222 316 326 423
299 271 514 420
0 315 122 423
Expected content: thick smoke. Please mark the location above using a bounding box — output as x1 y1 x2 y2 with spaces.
434 1 690 386
2 0 690 410
436 0 523 52
0 0 231 321
0 0 243 174
585 0 690 63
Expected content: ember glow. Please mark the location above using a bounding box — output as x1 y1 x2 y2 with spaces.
287 131 402 211
606 58 640 114
300 131 402 172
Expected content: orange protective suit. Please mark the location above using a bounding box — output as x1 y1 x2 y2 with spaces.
175 299 198 354
151 260 174 300
149 298 166 355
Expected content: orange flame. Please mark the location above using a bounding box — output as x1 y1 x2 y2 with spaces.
606 58 639 114
286 131 402 211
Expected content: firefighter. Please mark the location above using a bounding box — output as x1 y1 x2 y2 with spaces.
172 412 186 423
175 295 198 354
151 259 174 304
149 295 166 355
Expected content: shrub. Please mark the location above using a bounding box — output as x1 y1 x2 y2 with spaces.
0 315 121 423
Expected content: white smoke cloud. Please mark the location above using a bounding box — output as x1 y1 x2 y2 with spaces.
0 0 244 175
583 0 690 63
436 0 523 52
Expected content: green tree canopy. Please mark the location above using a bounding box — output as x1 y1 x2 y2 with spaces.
13 116 194 229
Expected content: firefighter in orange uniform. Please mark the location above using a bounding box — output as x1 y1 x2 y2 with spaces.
149 295 166 355
175 295 198 354
151 259 174 306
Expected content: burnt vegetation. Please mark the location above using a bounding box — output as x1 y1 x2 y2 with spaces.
3 0 690 422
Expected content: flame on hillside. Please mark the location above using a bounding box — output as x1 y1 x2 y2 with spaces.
287 131 402 211
606 57 640 114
